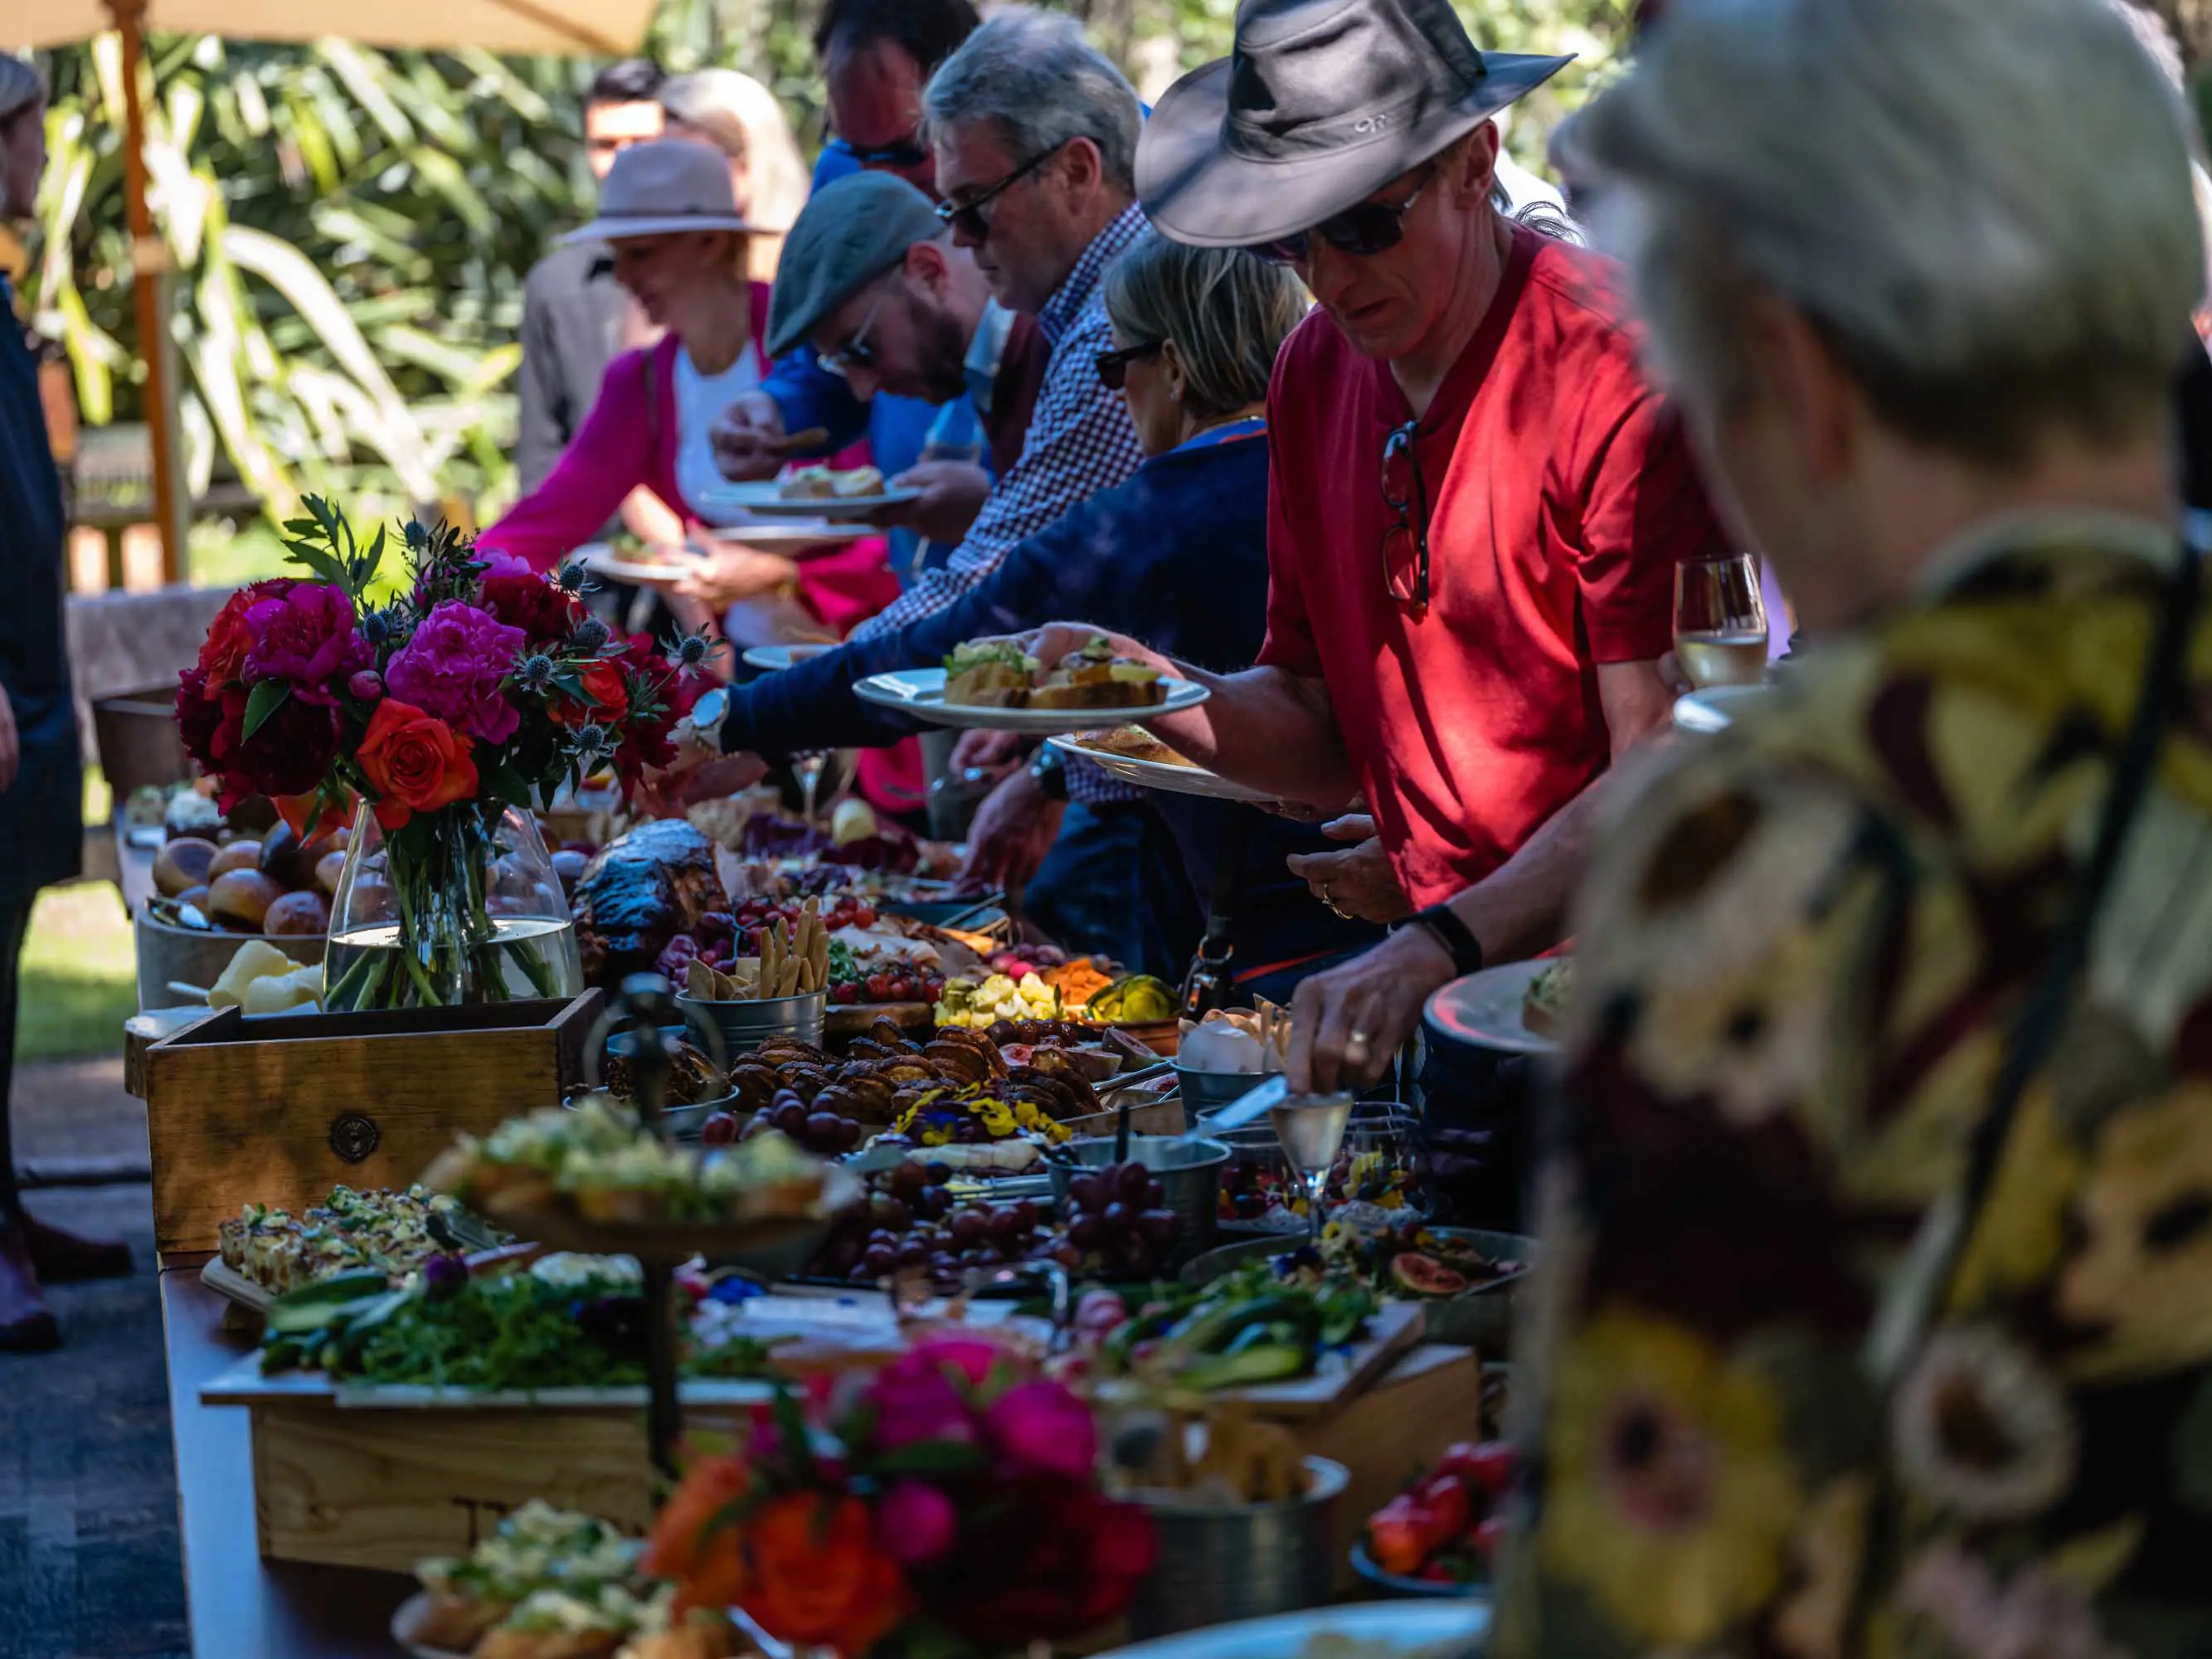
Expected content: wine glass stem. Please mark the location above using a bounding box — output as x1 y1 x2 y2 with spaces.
1306 1167 1328 1242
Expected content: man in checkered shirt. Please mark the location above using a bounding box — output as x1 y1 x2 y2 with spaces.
689 10 1192 968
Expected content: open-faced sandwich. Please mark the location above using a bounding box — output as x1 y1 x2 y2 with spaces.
779 464 882 501
1522 957 1572 1038
1078 725 1198 766
403 1501 739 1659
941 640 1039 708
216 1183 498 1296
1029 638 1166 710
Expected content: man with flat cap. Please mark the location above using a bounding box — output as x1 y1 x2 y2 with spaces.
1027 0 1730 1117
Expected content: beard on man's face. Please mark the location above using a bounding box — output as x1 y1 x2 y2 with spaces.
916 302 974 406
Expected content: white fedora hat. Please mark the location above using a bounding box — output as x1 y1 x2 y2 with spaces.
566 139 756 244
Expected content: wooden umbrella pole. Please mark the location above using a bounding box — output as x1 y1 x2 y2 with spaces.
109 0 186 586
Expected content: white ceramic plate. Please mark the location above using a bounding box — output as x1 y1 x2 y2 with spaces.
1099 1600 1489 1659
1424 958 1559 1058
854 669 1209 733
1672 684 1769 734
742 643 838 672
696 518 868 547
709 477 922 521
1048 733 1274 802
575 545 693 586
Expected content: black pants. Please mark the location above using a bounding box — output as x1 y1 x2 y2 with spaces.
0 899 27 1212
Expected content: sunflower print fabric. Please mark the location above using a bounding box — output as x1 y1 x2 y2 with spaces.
1499 521 2212 1659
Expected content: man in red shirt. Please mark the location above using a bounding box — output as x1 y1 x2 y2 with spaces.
1026 0 1726 1090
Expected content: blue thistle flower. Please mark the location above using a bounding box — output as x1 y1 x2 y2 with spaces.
676 634 712 669
514 654 556 690
574 616 611 653
575 722 610 757
557 563 586 592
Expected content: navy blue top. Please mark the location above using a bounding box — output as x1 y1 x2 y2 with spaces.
0 284 82 902
717 431 1382 980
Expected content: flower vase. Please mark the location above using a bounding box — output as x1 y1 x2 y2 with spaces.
323 801 582 1011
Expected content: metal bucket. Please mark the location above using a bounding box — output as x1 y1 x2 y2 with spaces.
1127 1457 1349 1637
1047 1136 1228 1266
675 989 826 1053
1172 1063 1271 1117
133 911 325 1012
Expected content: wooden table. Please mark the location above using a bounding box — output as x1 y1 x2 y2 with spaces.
159 1267 413 1657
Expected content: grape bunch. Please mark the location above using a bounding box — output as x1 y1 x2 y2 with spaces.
701 1088 863 1156
811 1160 1057 1286
831 964 949 1007
1062 1161 1179 1281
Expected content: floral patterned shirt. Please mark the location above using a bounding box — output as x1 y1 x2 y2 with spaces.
1500 515 2212 1659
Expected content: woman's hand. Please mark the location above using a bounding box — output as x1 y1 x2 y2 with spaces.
1284 814 1412 923
960 766 1065 893
950 728 1027 776
677 543 799 611
878 460 992 544
0 682 17 794
710 392 788 482
1286 926 1457 1094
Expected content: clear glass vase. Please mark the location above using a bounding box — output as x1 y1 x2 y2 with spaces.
323 801 583 1011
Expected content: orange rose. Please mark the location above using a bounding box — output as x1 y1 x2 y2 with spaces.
357 698 478 830
743 1493 909 1657
555 659 628 727
644 1456 754 1613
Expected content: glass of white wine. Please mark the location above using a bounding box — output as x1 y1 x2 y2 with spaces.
1271 1092 1356 1243
1673 552 1770 690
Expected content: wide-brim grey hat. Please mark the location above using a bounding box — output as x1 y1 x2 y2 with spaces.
566 139 757 246
766 172 946 358
1138 0 1573 248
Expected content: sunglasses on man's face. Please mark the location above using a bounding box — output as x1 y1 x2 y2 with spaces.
1093 341 1161 392
1249 168 1437 266
935 139 1069 244
827 133 931 171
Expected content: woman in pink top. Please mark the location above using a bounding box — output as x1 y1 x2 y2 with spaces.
483 140 897 641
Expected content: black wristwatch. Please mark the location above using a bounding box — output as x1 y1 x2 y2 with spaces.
1028 746 1069 801
1401 902 1485 977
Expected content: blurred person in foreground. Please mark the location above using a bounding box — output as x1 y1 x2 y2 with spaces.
0 57 124 1351
1024 0 1725 1090
658 236 1383 988
516 58 665 500
1490 0 2212 1651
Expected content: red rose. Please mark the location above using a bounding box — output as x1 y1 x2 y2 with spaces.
357 698 479 830
924 1476 1155 1646
557 659 628 727
177 671 341 809
478 555 582 646
195 580 291 693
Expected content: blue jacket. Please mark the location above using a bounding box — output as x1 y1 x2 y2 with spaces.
718 431 1383 980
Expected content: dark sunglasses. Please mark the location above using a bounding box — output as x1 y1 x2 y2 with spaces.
1380 419 1431 615
1093 341 1161 391
827 133 931 171
1250 168 1437 266
935 139 1069 243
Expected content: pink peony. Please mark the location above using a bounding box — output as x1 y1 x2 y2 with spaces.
384 601 526 746
878 1479 958 1564
241 583 369 703
986 1379 1096 1480
477 552 582 645
348 669 383 702
870 1364 978 1452
886 1336 1006 1392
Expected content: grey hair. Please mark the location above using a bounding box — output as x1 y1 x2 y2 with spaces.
0 56 43 127
1101 233 1309 421
1578 0 2205 465
923 7 1140 194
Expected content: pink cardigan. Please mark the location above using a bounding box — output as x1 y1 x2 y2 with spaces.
482 282 897 640
483 284 773 572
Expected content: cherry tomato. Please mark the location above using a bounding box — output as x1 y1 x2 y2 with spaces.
1366 1496 1429 1577
1419 1474 1471 1540
890 977 915 1002
832 983 861 1005
1473 1515 1507 1566
866 974 894 1002
1439 1441 1519 1503
853 906 876 928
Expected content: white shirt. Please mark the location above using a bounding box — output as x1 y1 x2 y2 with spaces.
673 343 764 524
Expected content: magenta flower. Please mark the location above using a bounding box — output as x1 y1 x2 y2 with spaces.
870 1365 977 1452
241 584 370 704
985 1380 1096 1480
348 669 384 702
385 601 526 746
878 1480 957 1564
887 1336 1006 1393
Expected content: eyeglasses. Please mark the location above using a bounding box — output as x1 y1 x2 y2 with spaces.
827 133 931 172
935 139 1070 243
1093 341 1161 391
1249 168 1437 266
819 280 893 377
1380 420 1431 615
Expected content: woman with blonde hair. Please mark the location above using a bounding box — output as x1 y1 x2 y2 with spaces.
659 68 810 283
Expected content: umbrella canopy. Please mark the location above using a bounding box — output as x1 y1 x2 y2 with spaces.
4 0 650 56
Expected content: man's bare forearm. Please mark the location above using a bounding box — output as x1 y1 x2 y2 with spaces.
1143 662 1362 809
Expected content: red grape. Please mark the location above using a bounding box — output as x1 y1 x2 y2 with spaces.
1069 1175 1106 1211
832 983 861 1005
772 1102 809 1136
700 1112 740 1146
1137 1209 1178 1245
949 1209 989 1247
1115 1163 1153 1204
924 1161 954 1186
862 1245 897 1275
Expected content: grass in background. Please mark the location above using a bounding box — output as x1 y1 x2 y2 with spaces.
18 883 137 1063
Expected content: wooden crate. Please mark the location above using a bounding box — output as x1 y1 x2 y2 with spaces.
144 993 601 1259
